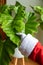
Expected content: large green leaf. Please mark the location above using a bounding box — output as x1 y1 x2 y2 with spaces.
0 38 17 65
25 13 40 35
31 6 43 14
13 2 25 33
0 5 19 15
31 6 43 21
0 1 25 45
31 6 43 30
0 14 20 46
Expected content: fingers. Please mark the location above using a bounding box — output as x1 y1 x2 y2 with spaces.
16 33 26 41
16 33 23 36
13 48 24 58
16 33 26 36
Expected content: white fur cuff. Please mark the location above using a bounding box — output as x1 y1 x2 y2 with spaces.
20 34 38 57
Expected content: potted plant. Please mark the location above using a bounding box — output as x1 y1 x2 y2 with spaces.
0 1 41 65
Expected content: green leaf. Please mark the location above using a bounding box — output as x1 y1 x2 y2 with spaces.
14 20 25 32
32 6 43 14
41 14 43 21
0 1 25 45
31 6 43 22
31 6 43 29
0 39 17 65
0 5 19 15
1 14 20 46
40 22 43 30
15 1 25 10
25 13 40 35
13 1 25 33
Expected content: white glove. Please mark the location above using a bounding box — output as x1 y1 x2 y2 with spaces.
16 33 26 42
16 33 38 57
13 47 24 58
13 33 26 58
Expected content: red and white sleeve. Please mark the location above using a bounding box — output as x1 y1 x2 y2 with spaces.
20 34 43 65
29 42 43 65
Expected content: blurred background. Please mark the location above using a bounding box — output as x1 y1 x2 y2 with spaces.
7 0 43 44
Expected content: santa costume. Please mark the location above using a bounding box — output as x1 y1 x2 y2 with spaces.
14 33 43 65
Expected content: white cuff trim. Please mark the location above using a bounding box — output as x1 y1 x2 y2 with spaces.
20 34 38 57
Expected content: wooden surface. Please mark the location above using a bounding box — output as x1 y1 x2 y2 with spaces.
10 57 39 65
0 0 6 5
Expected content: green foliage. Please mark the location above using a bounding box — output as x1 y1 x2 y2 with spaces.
31 6 43 30
25 13 40 35
0 2 25 46
13 1 25 33
0 5 19 15
0 38 17 65
33 6 43 21
0 1 40 65
1 14 20 46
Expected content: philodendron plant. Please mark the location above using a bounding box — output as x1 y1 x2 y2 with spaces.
0 1 40 65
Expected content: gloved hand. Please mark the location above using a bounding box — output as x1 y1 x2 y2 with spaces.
16 33 38 57
13 47 24 58
13 33 26 58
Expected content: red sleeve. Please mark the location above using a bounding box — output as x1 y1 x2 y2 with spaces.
29 42 43 65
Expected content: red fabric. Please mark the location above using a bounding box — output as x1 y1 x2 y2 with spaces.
29 42 43 65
